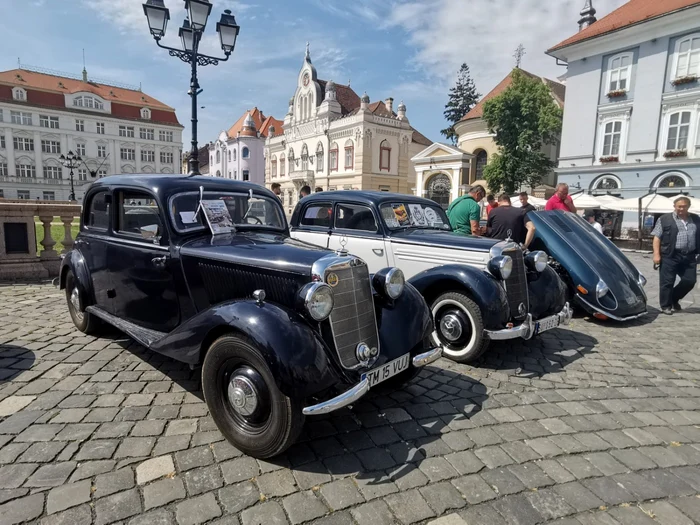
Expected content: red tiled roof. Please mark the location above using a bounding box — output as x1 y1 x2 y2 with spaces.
412 129 433 146
227 108 265 137
459 68 564 122
317 80 362 115
549 0 700 52
259 115 284 138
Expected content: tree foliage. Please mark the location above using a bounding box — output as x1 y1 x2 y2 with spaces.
482 69 562 193
441 63 480 145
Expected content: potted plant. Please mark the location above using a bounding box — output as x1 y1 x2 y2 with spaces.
606 89 627 99
671 75 698 87
663 149 688 158
599 156 619 163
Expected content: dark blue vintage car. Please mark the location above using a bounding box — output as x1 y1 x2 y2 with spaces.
528 211 648 321
59 176 441 458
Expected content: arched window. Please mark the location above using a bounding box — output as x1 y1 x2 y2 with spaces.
666 111 691 151
475 150 487 179
232 149 237 161
655 172 690 192
280 153 286 176
591 174 622 194
216 150 221 163
316 142 324 173
216 170 221 177
288 148 295 170
271 155 277 178
330 142 338 172
228 150 231 162
426 173 452 209
380 140 391 171
602 121 623 156
675 35 700 79
242 147 249 159
140 108 151 119
607 54 632 93
344 139 354 170
301 144 309 171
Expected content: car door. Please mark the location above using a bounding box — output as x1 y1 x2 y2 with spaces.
327 202 389 273
107 189 180 332
79 189 115 313
290 201 333 249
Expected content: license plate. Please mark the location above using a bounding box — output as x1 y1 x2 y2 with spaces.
534 315 561 335
361 353 410 388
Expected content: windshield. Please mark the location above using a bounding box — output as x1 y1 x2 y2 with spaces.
170 191 286 233
379 202 451 231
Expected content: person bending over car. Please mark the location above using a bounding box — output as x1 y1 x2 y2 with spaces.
447 185 486 236
486 194 535 248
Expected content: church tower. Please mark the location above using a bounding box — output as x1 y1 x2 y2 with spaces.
578 0 597 31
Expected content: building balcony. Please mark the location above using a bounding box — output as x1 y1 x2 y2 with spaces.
289 169 314 183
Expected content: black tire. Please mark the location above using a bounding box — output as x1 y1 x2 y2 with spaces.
202 334 304 459
431 291 489 364
65 271 103 335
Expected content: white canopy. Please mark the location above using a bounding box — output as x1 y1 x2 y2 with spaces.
570 193 608 209
511 196 547 209
593 194 623 207
605 194 674 213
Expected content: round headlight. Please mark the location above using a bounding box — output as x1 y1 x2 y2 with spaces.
385 268 405 299
526 250 548 273
638 273 647 288
488 255 513 280
303 283 334 321
595 279 610 299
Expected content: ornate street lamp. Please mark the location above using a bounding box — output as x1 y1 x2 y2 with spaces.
59 151 82 202
143 0 240 175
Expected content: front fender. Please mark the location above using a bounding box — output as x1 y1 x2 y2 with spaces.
408 264 509 329
150 300 338 399
527 265 568 319
59 249 94 304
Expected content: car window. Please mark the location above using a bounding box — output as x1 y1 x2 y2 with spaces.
300 203 333 228
117 190 164 242
335 203 377 232
85 191 110 230
379 202 451 230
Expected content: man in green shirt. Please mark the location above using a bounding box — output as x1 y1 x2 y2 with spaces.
446 185 486 236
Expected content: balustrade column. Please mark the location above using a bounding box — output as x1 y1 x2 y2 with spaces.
38 215 56 259
59 215 76 254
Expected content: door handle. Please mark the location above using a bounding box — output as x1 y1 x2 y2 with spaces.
151 256 168 268
372 249 384 256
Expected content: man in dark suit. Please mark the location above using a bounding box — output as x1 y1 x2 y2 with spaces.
652 196 700 314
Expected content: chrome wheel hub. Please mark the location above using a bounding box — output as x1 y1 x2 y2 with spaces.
227 375 258 417
70 288 83 320
440 313 463 342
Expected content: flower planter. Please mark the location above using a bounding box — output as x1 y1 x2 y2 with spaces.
606 90 627 99
599 156 619 164
671 75 698 87
663 149 688 158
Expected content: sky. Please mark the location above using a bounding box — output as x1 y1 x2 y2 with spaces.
1 0 628 151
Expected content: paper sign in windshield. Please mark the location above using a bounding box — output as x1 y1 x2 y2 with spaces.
201 200 234 234
408 204 427 226
392 204 410 226
423 207 444 227
179 211 198 224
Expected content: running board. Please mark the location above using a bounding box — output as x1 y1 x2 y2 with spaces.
86 306 167 348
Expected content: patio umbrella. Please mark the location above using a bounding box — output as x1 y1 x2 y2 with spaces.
594 194 623 207
606 193 674 213
511 196 547 209
571 193 608 209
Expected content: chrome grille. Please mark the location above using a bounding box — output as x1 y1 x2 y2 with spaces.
502 248 528 320
199 262 298 307
325 260 379 369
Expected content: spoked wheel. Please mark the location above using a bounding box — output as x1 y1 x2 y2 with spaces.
202 334 304 459
65 271 102 335
431 291 489 363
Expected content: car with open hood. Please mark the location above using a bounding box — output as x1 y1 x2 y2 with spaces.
59 176 441 458
528 210 647 321
290 191 572 364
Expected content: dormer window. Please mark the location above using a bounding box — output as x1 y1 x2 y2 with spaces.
12 87 26 101
141 108 151 120
73 95 104 110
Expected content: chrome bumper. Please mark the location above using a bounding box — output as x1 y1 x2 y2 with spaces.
302 347 442 416
576 295 647 322
485 302 573 341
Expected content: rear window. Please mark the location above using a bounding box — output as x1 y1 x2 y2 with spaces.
85 191 110 230
300 203 333 228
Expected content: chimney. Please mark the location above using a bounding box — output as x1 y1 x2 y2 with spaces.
578 0 597 31
384 97 394 114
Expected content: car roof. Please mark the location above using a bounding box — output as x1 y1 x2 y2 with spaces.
92 174 266 195
300 190 440 207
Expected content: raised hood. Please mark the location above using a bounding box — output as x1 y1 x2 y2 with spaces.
180 231 331 275
389 229 499 253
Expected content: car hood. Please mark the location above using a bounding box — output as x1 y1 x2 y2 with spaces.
389 229 499 253
180 231 331 275
529 211 646 314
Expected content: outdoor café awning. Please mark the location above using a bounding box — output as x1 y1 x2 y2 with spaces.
511 196 547 209
571 193 608 209
606 194 674 213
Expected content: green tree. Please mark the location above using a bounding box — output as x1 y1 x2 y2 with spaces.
441 63 480 145
482 69 562 193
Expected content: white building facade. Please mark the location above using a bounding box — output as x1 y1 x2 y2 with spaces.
265 46 431 215
0 67 183 201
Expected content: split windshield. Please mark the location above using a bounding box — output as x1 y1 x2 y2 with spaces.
379 202 451 231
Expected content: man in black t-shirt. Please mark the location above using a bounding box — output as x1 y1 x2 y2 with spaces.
486 194 536 248
519 192 536 214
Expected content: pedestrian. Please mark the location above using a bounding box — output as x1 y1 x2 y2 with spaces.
652 196 700 315
486 194 536 248
586 213 604 234
486 194 498 216
315 187 323 193
300 186 311 199
545 183 577 213
446 185 486 236
271 183 282 198
519 192 536 214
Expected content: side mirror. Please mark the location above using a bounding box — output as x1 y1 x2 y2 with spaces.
140 224 159 240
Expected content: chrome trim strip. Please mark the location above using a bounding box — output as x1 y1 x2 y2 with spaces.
485 302 573 340
412 347 442 367
302 379 370 415
83 233 170 251
576 295 647 321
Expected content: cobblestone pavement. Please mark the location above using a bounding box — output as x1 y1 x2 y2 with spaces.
2 252 700 525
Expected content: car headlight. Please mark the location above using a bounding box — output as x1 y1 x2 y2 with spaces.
300 282 334 321
372 267 405 300
488 255 513 280
596 279 610 299
525 251 548 272
638 273 647 288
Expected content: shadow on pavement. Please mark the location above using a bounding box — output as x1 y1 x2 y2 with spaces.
0 346 36 385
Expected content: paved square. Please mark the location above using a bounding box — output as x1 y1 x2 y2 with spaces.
2 252 700 524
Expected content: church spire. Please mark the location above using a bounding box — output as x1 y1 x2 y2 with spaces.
578 0 597 31
305 42 311 63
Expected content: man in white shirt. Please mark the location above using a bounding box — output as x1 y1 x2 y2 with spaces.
587 214 604 235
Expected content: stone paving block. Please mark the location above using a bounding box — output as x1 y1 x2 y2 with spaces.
610 448 659 470
639 445 687 468
351 499 396 525
525 487 575 520
40 504 92 525
670 496 700 522
221 456 259 484
320 478 364 510
355 472 399 500
70 459 116 481
218 481 261 514
95 488 142 525
481 467 527 495
136 455 175 484
607 505 658 525
451 474 497 504
176 492 222 525
389 463 430 490
18 441 66 462
143 477 186 510
257 468 297 497
75 439 119 461
584 452 629 476
638 468 695 496
582 476 634 505
491 493 543 525
283 490 329 524
474 446 514 469
0 493 44 525
131 419 167 437
0 443 30 464
643 500 694 525
114 437 156 458
153 435 191 455
418 456 459 482
558 455 604 479
166 419 198 436
127 509 175 525
25 461 76 487
553 480 605 512
94 468 134 499
670 465 700 491
46 479 91 514
0 395 36 417
385 489 436 524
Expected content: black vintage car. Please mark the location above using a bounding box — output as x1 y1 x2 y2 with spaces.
59 176 441 458
290 191 571 364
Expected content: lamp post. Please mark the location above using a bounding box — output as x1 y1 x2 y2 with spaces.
143 0 240 176
59 151 82 202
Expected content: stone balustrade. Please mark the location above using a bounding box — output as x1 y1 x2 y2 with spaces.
0 202 81 280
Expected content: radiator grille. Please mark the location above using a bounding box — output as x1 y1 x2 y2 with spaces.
502 248 529 321
325 261 379 369
199 262 298 307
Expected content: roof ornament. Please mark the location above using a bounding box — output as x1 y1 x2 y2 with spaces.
305 42 311 62
578 0 597 31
